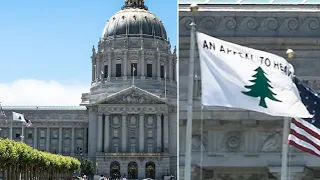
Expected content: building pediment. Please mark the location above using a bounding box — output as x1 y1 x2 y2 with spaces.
94 86 167 105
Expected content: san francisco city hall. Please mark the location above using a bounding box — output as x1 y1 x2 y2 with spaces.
0 0 177 179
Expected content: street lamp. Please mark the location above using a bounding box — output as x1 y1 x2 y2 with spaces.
184 3 199 180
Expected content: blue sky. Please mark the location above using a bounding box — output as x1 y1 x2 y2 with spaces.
0 0 177 105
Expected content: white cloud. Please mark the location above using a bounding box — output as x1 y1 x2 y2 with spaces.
0 79 90 106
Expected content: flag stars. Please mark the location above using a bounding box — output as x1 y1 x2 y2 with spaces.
306 96 309 99
315 101 318 105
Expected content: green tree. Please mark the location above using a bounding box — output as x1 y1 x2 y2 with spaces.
242 66 282 108
81 159 95 178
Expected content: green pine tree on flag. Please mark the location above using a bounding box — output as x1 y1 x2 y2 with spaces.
242 66 282 108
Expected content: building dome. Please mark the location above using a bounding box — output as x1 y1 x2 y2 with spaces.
102 0 167 41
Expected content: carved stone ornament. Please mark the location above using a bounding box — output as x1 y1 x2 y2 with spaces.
192 134 206 152
180 16 320 37
106 91 164 104
260 132 281 152
98 105 167 114
224 131 242 152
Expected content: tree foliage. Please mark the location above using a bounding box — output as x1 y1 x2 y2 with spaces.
0 138 80 179
81 158 95 178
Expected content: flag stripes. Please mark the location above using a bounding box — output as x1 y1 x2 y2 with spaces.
288 77 320 157
288 118 320 157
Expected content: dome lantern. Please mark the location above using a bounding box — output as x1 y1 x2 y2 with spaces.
122 0 148 10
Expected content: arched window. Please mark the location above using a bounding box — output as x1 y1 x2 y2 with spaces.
128 161 138 179
110 161 120 179
145 161 155 179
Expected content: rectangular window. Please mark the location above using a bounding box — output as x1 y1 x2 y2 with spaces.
52 130 58 138
64 129 70 138
77 129 83 138
63 139 70 154
113 129 119 138
2 129 8 138
130 144 136 153
148 130 153 138
64 146 70 154
39 139 46 151
131 63 137 76
27 131 33 139
114 144 119 153
147 64 152 77
104 65 108 78
15 133 20 138
160 65 164 78
147 144 153 153
116 64 122 77
130 129 136 138
40 130 45 138
51 139 58 153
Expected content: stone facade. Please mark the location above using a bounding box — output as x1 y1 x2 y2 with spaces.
179 4 320 180
0 1 177 180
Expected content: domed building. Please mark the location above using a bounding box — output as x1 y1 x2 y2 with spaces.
0 1 177 179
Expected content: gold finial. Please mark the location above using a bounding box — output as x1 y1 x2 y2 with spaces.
286 49 294 59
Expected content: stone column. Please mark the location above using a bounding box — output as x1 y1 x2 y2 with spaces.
84 127 88 154
108 52 112 81
164 114 169 152
169 56 173 82
97 115 103 152
123 50 128 80
59 127 63 154
122 114 127 152
96 57 100 81
92 60 95 82
33 127 38 149
157 52 161 81
71 127 75 155
139 114 144 152
88 107 98 156
140 50 145 80
46 127 50 152
104 114 110 152
156 114 162 152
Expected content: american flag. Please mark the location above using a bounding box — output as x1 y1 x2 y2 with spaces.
288 77 320 157
23 118 32 127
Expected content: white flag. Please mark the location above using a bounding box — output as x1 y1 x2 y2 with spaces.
12 112 26 122
197 32 312 118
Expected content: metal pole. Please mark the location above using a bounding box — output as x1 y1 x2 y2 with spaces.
21 123 25 142
280 49 295 180
184 10 197 180
280 117 290 180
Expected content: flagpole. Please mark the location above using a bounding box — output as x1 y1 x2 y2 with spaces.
280 117 290 180
280 49 295 180
184 3 199 180
21 123 25 142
